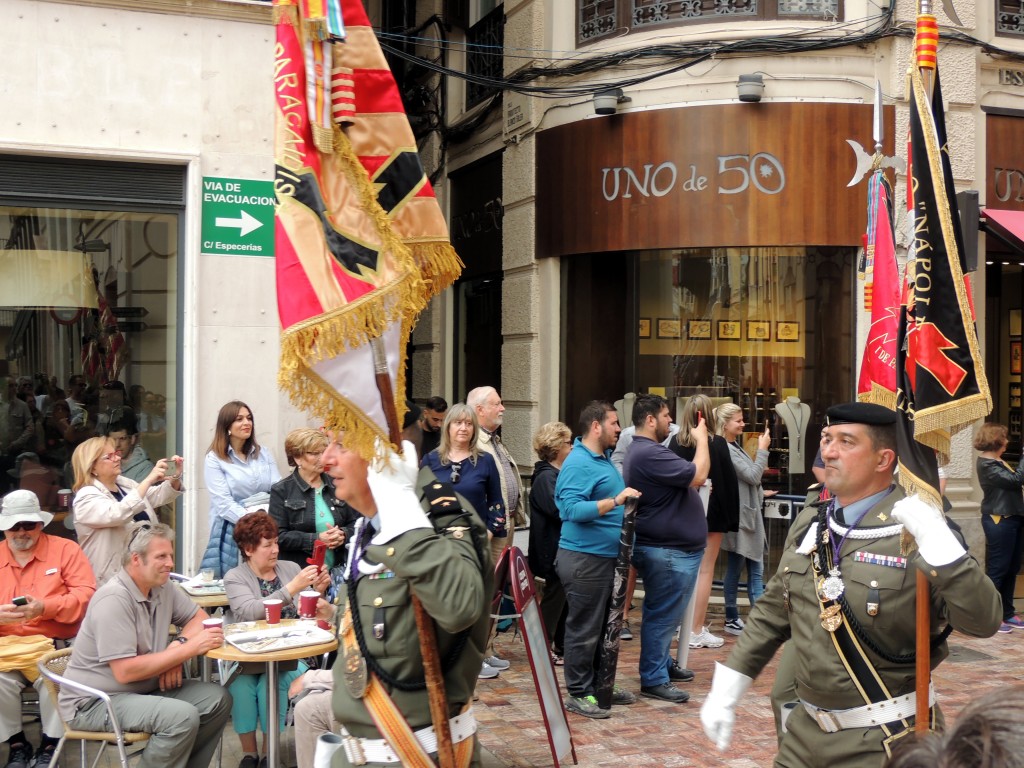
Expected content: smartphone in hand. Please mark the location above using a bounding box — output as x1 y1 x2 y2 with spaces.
307 540 327 570
12 596 29 607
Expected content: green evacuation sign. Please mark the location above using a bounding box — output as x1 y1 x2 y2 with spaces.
200 177 275 257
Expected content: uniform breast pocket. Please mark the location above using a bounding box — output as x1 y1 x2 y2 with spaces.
847 567 908 631
357 587 410 660
778 552 812 613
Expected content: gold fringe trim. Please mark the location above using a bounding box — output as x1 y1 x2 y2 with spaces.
277 320 413 463
278 119 426 461
311 123 334 156
857 383 897 411
272 2 298 26
409 241 464 298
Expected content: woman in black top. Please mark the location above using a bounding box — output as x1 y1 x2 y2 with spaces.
973 422 1024 631
671 394 739 644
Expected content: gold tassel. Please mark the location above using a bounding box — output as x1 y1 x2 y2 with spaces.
311 123 334 155
272 2 299 26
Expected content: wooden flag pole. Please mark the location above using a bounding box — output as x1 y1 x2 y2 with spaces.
371 337 457 768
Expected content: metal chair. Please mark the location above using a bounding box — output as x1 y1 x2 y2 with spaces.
36 649 151 768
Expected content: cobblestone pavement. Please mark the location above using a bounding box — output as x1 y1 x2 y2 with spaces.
474 618 1024 767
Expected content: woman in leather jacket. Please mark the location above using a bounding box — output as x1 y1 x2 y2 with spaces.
974 422 1024 631
268 428 358 569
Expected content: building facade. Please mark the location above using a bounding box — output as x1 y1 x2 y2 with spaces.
3 0 1024 570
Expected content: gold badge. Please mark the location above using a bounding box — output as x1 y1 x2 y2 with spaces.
877 512 888 522
820 604 842 632
448 525 469 540
343 646 368 699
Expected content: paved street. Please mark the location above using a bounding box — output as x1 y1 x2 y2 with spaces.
475 615 1024 767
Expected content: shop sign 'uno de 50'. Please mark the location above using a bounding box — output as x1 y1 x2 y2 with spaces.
600 154 786 201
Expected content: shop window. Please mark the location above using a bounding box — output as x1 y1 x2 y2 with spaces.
0 204 179 526
578 0 842 44
629 246 854 493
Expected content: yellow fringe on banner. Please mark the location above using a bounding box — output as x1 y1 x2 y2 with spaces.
272 0 298 26
311 123 334 155
407 241 465 297
278 124 427 462
857 383 897 412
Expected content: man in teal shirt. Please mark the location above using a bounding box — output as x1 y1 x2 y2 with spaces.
554 400 641 719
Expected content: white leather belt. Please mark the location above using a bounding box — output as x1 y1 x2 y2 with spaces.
802 684 935 733
340 708 477 765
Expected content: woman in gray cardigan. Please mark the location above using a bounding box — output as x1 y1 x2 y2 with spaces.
717 403 773 637
223 512 329 768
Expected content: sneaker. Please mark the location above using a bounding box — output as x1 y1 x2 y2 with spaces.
237 757 257 768
6 744 33 768
483 654 510 671
29 747 56 768
478 662 500 679
564 694 610 719
668 662 695 682
689 627 725 648
724 618 745 636
1005 616 1024 629
550 652 564 666
610 686 637 705
999 622 1014 634
257 758 267 768
640 683 690 703
620 621 633 641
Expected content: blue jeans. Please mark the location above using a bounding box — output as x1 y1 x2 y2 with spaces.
631 545 703 687
724 551 764 621
983 513 1024 620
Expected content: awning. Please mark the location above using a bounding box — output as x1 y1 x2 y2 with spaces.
981 208 1024 257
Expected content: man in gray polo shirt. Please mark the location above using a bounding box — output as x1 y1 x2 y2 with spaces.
58 523 231 768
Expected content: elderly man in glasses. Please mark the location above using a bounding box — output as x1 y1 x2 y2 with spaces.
58 522 232 768
0 490 95 768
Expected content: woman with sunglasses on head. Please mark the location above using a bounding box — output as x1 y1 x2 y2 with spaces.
420 403 505 540
71 435 183 585
268 427 357 570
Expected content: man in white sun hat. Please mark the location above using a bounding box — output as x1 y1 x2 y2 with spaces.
0 489 96 768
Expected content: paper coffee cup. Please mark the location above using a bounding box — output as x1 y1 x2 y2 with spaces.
299 590 319 618
263 599 283 624
202 617 223 630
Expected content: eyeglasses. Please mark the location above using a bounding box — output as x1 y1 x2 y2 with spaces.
8 521 40 532
100 452 121 462
449 461 462 485
127 522 153 548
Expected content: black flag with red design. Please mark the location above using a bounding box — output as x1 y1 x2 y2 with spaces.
897 63 990 500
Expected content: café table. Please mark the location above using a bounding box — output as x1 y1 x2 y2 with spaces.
206 620 338 768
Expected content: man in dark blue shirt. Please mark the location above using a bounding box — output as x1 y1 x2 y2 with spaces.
623 394 709 703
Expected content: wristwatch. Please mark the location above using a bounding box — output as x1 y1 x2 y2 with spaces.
172 635 188 645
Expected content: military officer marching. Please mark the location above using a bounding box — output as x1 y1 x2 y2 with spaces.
316 436 493 768
701 402 1002 768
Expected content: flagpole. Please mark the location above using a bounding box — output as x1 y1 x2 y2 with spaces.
912 0 936 732
372 338 458 768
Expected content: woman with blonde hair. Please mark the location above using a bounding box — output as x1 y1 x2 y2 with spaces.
671 395 739 650
529 421 573 664
72 435 182 584
717 401 771 638
269 427 357 570
420 403 505 539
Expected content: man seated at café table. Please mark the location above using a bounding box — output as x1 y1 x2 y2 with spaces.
58 522 232 768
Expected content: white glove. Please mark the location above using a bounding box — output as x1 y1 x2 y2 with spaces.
700 662 754 751
366 440 432 545
891 494 965 567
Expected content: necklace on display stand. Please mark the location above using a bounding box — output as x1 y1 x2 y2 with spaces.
781 399 806 455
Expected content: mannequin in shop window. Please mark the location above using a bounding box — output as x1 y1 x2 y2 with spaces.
774 396 810 475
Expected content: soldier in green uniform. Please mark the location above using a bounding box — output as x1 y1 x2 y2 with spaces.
319 437 492 768
701 402 1001 768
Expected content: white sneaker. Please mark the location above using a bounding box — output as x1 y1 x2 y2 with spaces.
688 626 725 649
478 662 500 679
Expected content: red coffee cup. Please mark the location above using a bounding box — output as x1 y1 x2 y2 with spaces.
263 599 283 624
57 489 73 511
202 617 224 645
298 590 319 619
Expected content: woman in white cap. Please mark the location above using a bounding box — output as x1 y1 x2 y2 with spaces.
71 436 183 584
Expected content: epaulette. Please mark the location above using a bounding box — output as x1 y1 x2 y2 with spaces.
421 479 464 518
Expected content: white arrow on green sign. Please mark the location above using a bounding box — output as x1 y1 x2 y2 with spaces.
200 177 275 257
